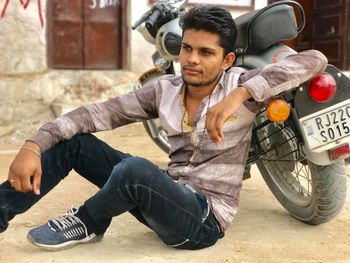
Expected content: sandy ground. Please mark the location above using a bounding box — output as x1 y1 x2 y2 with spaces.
0 123 349 263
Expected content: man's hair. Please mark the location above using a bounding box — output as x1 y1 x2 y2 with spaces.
179 6 237 57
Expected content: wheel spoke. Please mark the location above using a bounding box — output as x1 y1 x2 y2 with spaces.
256 116 313 201
290 162 312 196
263 145 312 198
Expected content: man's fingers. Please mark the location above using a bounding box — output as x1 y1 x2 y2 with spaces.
13 178 23 192
206 111 219 143
8 168 16 187
9 166 33 193
208 131 218 144
206 109 227 144
20 176 33 192
8 167 21 191
215 113 227 142
32 168 42 195
208 127 221 144
8 177 16 188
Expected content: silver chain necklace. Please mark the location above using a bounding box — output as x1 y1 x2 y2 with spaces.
180 93 212 163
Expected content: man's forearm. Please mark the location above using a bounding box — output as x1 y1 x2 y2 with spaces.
28 88 158 152
227 86 252 104
29 105 98 152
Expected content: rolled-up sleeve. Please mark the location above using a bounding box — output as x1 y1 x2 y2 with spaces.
239 50 328 102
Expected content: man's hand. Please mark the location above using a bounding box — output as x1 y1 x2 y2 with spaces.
8 141 42 195
206 86 252 144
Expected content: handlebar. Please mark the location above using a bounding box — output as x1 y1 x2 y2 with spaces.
146 8 161 31
132 11 151 30
132 0 188 31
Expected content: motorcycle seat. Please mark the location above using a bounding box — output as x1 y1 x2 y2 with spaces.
234 4 299 55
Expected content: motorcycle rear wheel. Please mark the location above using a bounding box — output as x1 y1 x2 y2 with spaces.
257 140 347 225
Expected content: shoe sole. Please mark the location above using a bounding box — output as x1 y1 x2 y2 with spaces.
27 233 104 251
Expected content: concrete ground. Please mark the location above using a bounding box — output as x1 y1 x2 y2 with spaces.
0 123 349 263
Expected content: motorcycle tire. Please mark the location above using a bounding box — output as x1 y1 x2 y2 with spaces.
257 153 347 225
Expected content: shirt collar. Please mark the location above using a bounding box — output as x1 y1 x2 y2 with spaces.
213 71 226 93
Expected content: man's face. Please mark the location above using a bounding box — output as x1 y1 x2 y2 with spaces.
179 29 232 89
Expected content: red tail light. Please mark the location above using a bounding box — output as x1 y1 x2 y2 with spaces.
308 73 337 103
328 144 350 161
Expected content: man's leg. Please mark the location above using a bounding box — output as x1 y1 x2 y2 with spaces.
0 133 131 232
28 157 221 250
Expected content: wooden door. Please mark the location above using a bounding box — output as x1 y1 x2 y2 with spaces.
310 0 349 69
47 0 129 69
268 0 350 70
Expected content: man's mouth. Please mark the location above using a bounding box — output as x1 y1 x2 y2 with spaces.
183 66 202 75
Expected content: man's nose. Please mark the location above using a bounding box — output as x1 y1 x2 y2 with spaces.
188 51 200 64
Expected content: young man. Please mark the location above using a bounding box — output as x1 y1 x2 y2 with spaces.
0 6 327 250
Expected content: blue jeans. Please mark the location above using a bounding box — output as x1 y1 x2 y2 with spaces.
0 134 222 249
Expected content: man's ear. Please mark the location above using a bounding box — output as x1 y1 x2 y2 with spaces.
222 52 236 71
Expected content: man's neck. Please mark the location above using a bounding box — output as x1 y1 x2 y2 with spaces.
185 72 222 101
186 85 215 101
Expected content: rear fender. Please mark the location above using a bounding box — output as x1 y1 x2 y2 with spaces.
233 43 296 69
301 145 340 166
293 66 350 165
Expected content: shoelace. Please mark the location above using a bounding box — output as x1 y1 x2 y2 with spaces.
48 207 88 238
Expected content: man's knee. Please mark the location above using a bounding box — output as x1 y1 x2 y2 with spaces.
42 134 96 156
110 157 155 186
66 133 97 150
41 133 99 170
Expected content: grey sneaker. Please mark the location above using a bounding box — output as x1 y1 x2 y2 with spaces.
27 207 103 250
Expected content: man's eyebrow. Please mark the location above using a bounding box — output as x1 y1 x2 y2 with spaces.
199 47 216 52
181 42 216 52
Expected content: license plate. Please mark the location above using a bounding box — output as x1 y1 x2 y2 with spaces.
300 101 350 151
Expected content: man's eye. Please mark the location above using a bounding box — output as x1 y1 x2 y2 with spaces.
200 50 213 56
182 45 191 51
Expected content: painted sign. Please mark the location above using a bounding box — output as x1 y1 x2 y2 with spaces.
0 0 44 27
89 0 120 9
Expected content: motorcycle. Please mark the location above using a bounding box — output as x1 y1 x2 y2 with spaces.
132 0 349 225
